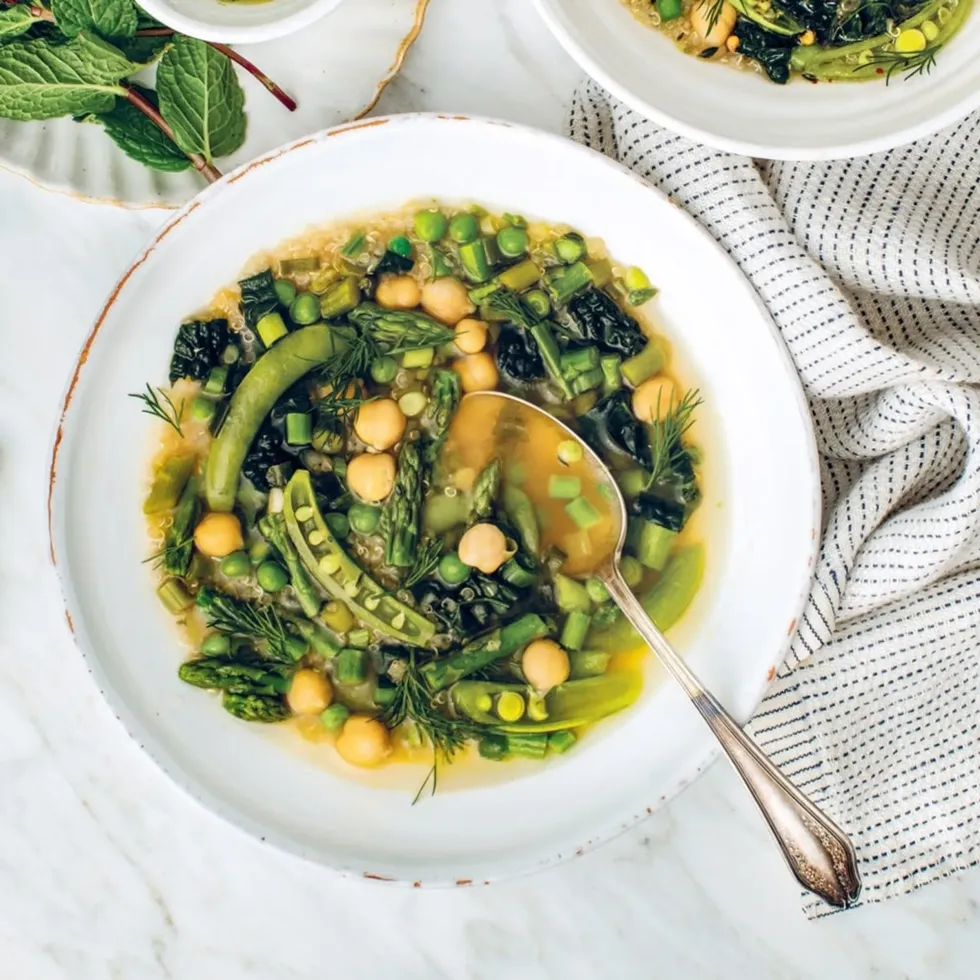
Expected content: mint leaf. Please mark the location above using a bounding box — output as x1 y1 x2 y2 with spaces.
88 86 189 172
0 6 40 41
0 33 135 121
51 0 138 39
114 33 169 64
156 36 244 163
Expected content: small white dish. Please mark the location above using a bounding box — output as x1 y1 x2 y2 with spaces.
139 0 343 45
0 0 428 207
535 0 980 159
49 114 820 884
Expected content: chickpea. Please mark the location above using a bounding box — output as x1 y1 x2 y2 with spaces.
632 376 677 423
193 512 244 558
287 669 333 715
420 277 475 325
691 0 737 46
458 523 511 574
347 452 396 503
454 352 499 393
522 640 570 691
375 275 421 310
336 715 391 767
354 398 406 451
454 317 488 355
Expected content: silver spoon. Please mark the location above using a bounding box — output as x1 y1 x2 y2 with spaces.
477 391 861 909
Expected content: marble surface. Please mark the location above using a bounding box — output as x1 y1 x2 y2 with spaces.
3 0 980 976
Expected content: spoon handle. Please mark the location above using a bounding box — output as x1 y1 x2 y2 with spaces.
601 570 862 909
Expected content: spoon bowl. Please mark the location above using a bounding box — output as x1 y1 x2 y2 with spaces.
474 390 862 910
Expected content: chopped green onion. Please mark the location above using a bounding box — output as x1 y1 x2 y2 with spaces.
402 347 434 369
548 474 582 499
524 288 551 317
398 390 428 417
256 311 288 347
548 730 578 754
565 496 602 530
190 394 218 424
157 579 193 614
204 365 228 395
554 232 587 264
285 412 312 446
557 440 584 465
586 577 610 604
347 628 370 648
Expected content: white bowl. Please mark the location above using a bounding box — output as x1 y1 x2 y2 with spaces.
535 0 980 159
49 114 819 884
138 0 345 44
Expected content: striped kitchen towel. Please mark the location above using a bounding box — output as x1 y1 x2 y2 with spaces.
568 82 980 917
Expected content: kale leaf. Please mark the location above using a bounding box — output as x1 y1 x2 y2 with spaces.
566 288 646 358
373 250 414 277
496 325 545 382
169 318 230 383
238 269 280 332
578 390 652 470
241 421 291 492
734 20 795 83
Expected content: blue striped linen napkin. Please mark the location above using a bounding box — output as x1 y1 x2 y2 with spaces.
568 82 980 917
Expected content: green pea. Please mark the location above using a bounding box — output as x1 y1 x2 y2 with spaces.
201 632 231 656
348 502 381 535
274 278 297 306
448 213 479 244
249 538 273 565
289 291 320 325
219 550 251 578
496 226 528 258
370 356 398 384
325 512 350 539
586 577 610 604
389 235 413 258
414 209 448 243
438 552 472 586
256 561 289 592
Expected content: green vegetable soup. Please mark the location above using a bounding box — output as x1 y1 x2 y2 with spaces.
622 0 970 84
140 202 707 796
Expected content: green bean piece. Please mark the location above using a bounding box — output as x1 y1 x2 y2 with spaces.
157 579 194 614
335 647 368 685
506 732 549 758
206 325 346 512
478 733 508 760
621 343 665 387
554 573 591 613
414 209 448 242
256 312 288 348
544 262 593 305
548 730 577 754
620 555 643 589
600 355 623 395
348 503 381 535
347 628 370 648
548 474 582 499
289 617 340 658
459 239 492 283
560 610 591 652
320 703 351 732
565 496 601 530
319 278 361 320
143 453 195 515
274 278 297 306
402 347 434 369
554 233 587 265
421 613 553 691
568 649 611 679
430 246 454 278
637 522 677 571
499 556 537 588
448 213 479 244
285 412 312 446
256 561 289 593
530 322 573 399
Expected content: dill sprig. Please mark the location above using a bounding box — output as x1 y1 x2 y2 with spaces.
859 43 940 82
197 588 295 662
647 388 702 488
383 652 483 803
404 538 444 589
143 532 193 572
130 383 185 436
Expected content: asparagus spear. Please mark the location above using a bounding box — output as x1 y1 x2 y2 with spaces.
423 369 462 464
348 303 453 351
222 693 292 722
179 656 291 695
160 476 200 577
469 458 501 523
502 485 539 557
382 442 424 568
259 513 323 618
421 613 553 691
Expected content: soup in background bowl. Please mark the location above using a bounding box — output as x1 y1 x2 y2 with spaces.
49 115 818 882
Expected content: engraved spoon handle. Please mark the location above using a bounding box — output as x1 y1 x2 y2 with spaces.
601 567 861 909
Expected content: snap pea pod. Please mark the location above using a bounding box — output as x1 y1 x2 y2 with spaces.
143 453 195 514
205 325 346 512
502 485 539 557
420 613 552 691
259 513 322 619
588 544 704 652
283 471 436 647
451 671 642 732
